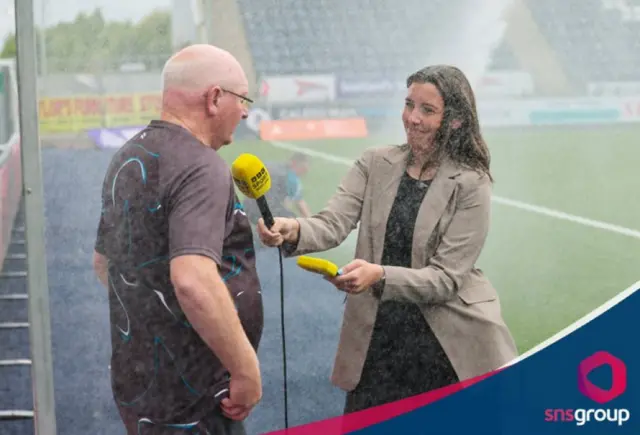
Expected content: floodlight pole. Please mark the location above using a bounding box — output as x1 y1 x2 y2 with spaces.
14 0 57 434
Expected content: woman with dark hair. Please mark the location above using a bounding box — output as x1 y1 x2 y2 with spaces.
257 65 518 413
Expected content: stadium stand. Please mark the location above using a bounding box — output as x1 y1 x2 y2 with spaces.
525 0 640 85
235 0 640 96
236 0 519 78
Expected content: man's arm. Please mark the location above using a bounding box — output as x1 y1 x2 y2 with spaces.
167 158 260 390
170 255 260 382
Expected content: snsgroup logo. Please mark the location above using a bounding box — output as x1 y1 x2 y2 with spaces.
544 351 631 427
578 351 627 404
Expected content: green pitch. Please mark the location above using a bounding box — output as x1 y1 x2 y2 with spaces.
218 123 640 354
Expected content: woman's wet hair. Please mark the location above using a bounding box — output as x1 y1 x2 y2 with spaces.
406 65 493 181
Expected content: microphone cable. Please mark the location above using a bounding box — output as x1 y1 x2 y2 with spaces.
277 245 289 430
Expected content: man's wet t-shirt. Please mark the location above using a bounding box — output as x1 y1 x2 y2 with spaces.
95 120 263 423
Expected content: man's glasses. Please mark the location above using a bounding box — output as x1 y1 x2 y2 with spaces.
221 88 253 108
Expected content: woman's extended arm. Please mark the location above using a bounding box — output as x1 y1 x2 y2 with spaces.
279 149 374 256
378 172 492 304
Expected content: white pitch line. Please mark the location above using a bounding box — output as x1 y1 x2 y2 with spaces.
270 140 640 240
490 196 640 239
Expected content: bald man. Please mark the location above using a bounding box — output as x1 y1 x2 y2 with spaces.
92 44 262 434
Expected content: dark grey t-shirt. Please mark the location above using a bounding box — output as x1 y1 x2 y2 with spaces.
95 120 263 423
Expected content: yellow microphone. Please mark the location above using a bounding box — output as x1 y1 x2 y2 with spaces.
296 255 341 278
231 153 275 228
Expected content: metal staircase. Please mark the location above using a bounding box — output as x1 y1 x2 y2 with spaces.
0 202 35 434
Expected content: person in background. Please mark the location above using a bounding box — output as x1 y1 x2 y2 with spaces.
242 152 312 224
257 64 518 414
92 44 263 434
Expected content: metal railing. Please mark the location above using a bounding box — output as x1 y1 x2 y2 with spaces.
0 1 58 433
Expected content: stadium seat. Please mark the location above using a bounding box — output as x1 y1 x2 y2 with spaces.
236 0 520 79
525 0 640 87
237 0 639 96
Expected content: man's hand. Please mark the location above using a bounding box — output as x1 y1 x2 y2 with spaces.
256 217 299 247
220 371 262 421
326 259 384 294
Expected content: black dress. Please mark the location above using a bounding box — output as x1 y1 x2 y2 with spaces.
344 171 460 414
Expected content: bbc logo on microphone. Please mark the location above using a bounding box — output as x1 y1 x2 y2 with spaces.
251 167 269 192
251 167 267 183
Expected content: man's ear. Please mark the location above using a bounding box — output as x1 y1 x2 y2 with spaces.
451 119 462 129
206 86 222 115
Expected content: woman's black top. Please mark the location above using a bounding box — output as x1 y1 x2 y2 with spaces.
345 171 459 413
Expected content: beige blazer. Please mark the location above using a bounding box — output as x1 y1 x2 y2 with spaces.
284 143 519 392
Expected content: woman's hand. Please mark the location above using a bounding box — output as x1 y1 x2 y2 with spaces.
327 259 384 294
256 217 300 247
